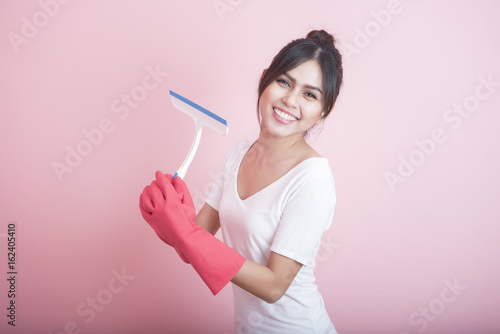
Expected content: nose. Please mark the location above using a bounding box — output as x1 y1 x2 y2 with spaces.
282 89 298 109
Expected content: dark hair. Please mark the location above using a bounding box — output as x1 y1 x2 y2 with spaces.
257 30 343 122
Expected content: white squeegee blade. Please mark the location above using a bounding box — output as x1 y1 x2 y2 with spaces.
169 90 228 135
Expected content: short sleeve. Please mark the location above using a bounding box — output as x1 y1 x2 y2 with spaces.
270 174 336 267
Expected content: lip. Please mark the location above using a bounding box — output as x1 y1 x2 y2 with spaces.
273 106 298 119
272 107 299 124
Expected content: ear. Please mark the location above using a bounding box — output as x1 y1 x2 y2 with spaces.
260 69 267 81
315 105 334 125
315 116 325 126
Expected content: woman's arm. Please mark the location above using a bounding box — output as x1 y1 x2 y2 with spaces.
196 203 303 303
196 203 221 236
231 252 302 304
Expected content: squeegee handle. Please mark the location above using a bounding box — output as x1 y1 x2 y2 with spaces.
174 122 203 180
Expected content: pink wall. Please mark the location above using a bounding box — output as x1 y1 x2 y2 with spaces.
1 1 499 333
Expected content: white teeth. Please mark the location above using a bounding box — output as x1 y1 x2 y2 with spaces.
273 108 298 121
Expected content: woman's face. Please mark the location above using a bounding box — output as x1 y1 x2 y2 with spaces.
258 59 324 140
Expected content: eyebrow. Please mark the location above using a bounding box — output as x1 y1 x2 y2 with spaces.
283 72 323 94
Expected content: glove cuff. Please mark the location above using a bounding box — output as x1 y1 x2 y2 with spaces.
180 226 246 295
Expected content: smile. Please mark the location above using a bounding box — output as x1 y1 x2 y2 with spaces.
273 107 298 122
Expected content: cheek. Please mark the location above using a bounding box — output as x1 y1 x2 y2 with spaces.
258 86 274 110
257 97 267 120
262 81 284 99
303 104 323 120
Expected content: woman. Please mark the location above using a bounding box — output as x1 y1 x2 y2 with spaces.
140 29 343 333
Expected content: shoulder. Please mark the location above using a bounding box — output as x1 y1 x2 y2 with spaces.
220 137 256 175
222 138 253 164
282 158 336 211
298 143 334 180
285 158 335 202
229 138 254 159
303 144 322 159
296 157 334 181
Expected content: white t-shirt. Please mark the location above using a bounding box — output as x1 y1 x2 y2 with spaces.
206 139 338 334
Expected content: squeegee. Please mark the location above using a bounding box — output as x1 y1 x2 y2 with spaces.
169 90 228 179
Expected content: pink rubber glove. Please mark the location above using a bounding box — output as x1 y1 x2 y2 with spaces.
140 173 190 263
139 171 246 295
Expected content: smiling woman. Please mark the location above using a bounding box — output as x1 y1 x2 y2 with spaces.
139 29 343 333
259 59 326 138
257 30 343 128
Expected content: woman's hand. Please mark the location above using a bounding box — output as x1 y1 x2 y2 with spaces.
139 171 196 262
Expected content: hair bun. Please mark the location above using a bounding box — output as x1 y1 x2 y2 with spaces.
306 29 335 46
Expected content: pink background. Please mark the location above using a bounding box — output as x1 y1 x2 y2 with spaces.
1 1 499 333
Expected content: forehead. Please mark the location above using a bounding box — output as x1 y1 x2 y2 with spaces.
286 59 323 89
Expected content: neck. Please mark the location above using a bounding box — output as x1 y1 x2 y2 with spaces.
252 131 307 162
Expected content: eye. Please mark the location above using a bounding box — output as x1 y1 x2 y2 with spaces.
304 92 317 100
277 78 291 87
